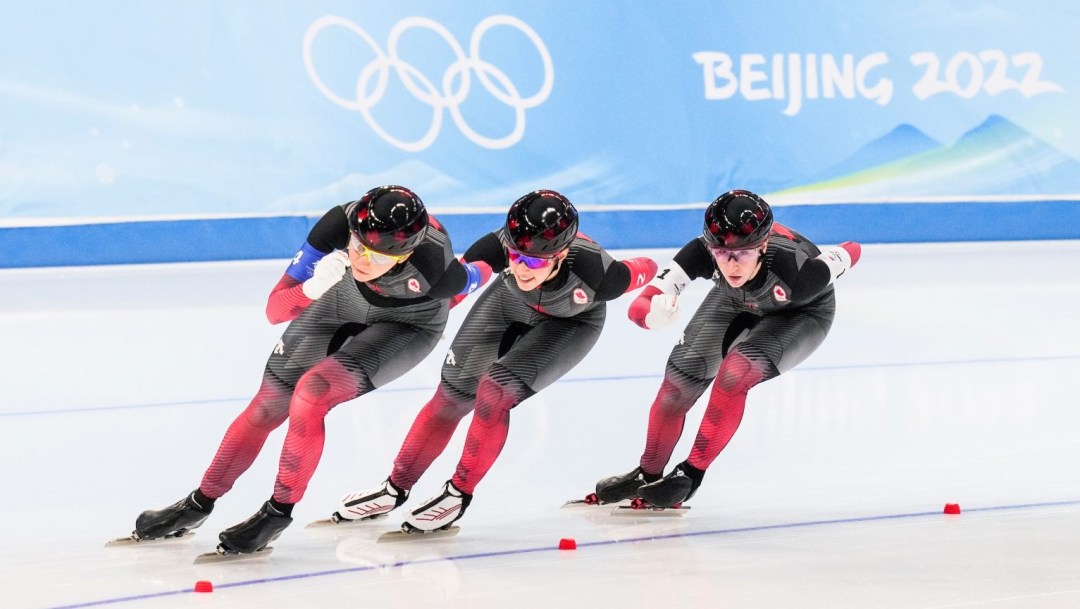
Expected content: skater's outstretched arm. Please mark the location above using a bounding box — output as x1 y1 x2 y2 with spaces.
627 238 714 329
553 238 658 302
446 231 502 308
772 236 862 304
590 255 658 300
266 207 352 323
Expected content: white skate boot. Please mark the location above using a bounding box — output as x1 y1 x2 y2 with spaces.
334 479 409 522
401 480 471 533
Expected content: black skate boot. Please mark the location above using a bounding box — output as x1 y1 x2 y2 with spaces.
637 461 705 508
133 490 213 541
595 466 661 504
217 501 293 554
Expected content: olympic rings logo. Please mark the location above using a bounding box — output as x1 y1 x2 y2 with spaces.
303 15 554 152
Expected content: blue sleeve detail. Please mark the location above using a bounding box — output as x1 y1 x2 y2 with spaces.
459 262 483 295
285 242 326 281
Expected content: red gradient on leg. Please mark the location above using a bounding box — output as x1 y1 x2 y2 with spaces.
640 372 708 475
390 384 474 490
200 372 291 498
451 370 526 494
687 351 765 471
273 357 368 503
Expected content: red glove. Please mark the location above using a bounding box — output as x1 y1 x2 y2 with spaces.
621 257 658 292
840 242 861 267
628 286 661 328
628 285 680 329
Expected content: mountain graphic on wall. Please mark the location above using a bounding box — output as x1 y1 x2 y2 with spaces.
814 124 941 182
774 115 1080 199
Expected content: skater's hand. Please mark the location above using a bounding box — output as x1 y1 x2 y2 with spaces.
302 250 350 300
628 286 679 329
644 293 679 329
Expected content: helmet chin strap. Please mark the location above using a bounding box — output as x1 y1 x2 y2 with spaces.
542 251 567 284
747 250 766 280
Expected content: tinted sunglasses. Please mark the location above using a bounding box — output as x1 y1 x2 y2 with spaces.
707 244 763 263
507 248 555 270
350 234 409 265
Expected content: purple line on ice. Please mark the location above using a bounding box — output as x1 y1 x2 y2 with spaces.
46 499 1080 609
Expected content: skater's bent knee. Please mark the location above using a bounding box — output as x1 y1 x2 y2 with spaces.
482 364 533 395
475 364 534 413
714 351 769 394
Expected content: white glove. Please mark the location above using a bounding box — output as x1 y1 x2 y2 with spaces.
302 250 350 300
643 293 680 329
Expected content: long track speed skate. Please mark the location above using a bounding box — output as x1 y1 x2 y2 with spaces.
194 501 290 564
108 490 211 547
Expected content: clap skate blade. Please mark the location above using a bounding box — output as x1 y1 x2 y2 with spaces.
377 525 460 543
306 512 388 528
105 530 196 547
193 545 275 564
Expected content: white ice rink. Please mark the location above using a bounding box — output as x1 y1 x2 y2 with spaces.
2 241 1079 609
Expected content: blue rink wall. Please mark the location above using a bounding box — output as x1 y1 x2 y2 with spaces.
2 199 1078 268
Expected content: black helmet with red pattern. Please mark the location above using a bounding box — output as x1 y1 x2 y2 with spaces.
347 185 429 255
702 189 773 249
502 190 579 256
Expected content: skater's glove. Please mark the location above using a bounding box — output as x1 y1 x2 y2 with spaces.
628 285 679 330
816 241 861 283
302 250 350 300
